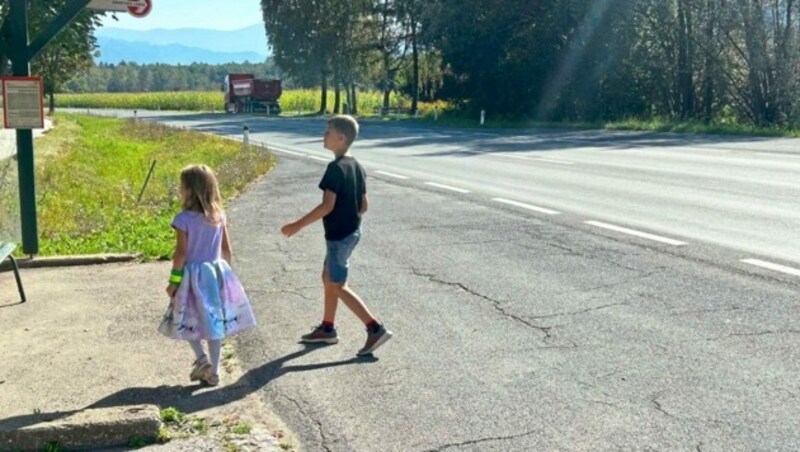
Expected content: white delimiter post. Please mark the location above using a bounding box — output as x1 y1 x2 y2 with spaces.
243 125 250 149
480 109 486 125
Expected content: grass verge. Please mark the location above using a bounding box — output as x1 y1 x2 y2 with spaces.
374 110 800 137
602 117 800 137
30 113 273 259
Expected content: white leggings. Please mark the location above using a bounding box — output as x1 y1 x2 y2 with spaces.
189 339 222 375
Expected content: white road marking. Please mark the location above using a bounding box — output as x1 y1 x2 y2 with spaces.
492 198 560 215
374 170 410 180
585 221 687 246
755 152 800 159
532 157 575 165
308 155 330 162
741 259 800 277
272 147 306 156
493 153 575 165
424 182 471 193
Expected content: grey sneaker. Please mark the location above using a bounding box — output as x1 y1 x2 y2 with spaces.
201 367 220 387
190 358 211 382
357 324 393 356
301 324 339 344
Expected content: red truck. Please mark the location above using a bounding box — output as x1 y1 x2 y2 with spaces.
223 73 282 114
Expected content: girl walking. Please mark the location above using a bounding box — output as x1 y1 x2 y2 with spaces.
159 164 256 386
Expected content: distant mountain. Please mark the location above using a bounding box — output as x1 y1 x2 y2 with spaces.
95 24 270 64
97 38 265 65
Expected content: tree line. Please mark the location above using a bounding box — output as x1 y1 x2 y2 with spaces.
63 62 281 93
0 0 100 112
261 0 800 127
5 1 800 127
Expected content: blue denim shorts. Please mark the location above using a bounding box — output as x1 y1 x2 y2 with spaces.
324 229 361 284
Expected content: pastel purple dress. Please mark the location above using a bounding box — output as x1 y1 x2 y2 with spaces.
158 210 256 341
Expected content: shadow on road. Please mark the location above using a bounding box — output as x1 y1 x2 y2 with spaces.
0 344 377 431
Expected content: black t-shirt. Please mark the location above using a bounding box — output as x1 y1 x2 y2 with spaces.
318 155 367 241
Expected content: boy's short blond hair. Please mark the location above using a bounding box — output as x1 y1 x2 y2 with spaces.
328 115 359 146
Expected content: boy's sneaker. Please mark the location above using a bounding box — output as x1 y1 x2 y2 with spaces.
190 358 211 382
357 324 393 356
300 324 339 344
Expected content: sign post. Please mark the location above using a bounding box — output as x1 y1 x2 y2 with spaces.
1 0 150 255
8 0 41 256
87 0 151 17
2 77 45 130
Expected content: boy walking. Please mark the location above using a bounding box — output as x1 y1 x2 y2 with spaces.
281 115 392 355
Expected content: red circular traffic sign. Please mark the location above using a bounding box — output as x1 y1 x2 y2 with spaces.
128 0 152 18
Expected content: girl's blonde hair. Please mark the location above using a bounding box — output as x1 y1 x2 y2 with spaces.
180 164 223 223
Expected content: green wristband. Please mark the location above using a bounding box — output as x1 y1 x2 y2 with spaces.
169 269 184 285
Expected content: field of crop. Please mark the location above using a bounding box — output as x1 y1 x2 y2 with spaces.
55 90 435 114
56 91 221 111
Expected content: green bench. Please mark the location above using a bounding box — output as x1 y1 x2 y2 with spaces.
1 242 25 303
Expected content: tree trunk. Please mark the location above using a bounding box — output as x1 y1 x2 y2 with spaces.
319 72 328 115
351 84 358 115
382 89 391 114
702 0 715 121
334 80 341 114
344 82 351 114
774 0 794 123
411 19 420 114
677 0 695 119
48 89 55 115
740 0 769 125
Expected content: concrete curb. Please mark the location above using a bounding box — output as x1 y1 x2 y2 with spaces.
0 405 161 451
0 253 140 271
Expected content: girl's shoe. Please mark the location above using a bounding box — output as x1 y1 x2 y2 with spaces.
201 367 220 387
190 359 211 382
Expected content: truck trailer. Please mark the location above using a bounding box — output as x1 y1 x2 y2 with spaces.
223 73 282 114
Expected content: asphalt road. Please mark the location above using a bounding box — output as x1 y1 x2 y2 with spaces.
85 110 800 450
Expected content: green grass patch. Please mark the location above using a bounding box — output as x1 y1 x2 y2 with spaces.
602 117 800 137
43 441 64 452
128 435 148 448
160 407 185 424
230 422 252 435
32 114 273 259
157 425 174 443
378 109 800 137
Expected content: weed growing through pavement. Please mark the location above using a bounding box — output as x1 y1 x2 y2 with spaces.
230 422 252 435
160 407 184 424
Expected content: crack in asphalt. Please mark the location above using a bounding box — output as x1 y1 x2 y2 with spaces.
280 393 333 452
579 269 659 294
411 268 554 341
650 392 678 420
706 329 800 341
671 305 757 317
422 430 540 452
521 229 665 294
529 302 628 320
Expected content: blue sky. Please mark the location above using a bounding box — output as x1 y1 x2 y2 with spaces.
100 0 263 30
